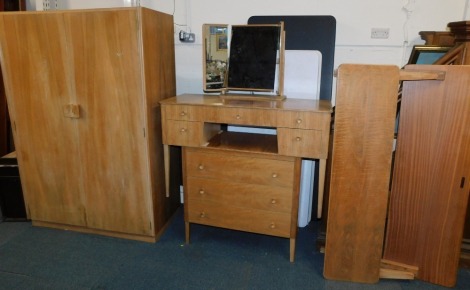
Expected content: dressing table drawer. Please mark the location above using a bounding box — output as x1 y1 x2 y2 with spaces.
277 128 325 159
277 111 330 130
163 104 202 121
188 199 292 238
185 149 295 187
204 107 277 127
186 176 293 213
223 107 277 126
162 120 204 146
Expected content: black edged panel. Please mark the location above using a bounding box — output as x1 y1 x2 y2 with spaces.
248 15 336 101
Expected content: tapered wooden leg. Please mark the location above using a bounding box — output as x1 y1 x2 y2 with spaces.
290 238 296 262
164 144 170 197
185 221 190 244
317 158 327 219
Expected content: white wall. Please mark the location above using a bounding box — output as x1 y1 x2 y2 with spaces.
31 0 470 103
154 0 469 102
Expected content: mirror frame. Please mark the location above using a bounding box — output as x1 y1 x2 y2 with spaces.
223 22 285 99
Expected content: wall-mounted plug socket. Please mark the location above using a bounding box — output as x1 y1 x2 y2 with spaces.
179 31 195 43
371 28 390 39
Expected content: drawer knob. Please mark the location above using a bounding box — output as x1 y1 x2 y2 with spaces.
199 189 205 195
296 118 302 124
180 111 187 116
272 173 278 178
270 223 276 229
295 136 302 141
180 128 187 132
271 199 277 204
198 164 205 170
236 114 241 120
200 212 206 218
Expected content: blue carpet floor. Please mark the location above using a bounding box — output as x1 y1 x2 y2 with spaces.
1 207 469 290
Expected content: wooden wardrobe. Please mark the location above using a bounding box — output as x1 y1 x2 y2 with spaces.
0 7 180 242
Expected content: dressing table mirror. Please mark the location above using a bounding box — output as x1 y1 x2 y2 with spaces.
222 23 285 100
203 24 229 92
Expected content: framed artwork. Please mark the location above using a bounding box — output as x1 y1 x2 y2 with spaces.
408 45 452 64
217 35 227 50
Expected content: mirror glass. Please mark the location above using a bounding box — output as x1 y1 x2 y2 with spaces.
203 24 229 92
226 24 282 93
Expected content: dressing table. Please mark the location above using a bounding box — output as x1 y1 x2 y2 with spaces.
160 94 332 261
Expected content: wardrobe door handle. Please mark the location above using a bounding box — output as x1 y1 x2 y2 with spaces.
63 104 80 119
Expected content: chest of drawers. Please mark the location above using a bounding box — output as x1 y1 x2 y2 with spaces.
183 147 301 261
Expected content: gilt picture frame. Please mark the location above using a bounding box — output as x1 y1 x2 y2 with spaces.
408 45 452 64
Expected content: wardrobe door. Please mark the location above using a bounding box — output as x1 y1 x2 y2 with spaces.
384 65 470 287
65 9 153 235
0 12 85 225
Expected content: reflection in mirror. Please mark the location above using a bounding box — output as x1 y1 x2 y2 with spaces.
203 24 228 92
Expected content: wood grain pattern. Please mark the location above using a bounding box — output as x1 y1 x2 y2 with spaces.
0 8 178 240
164 119 205 147
188 199 292 238
161 94 333 113
139 7 180 234
183 147 301 261
218 107 278 127
324 64 399 283
437 21 470 269
163 104 202 121
276 110 329 130
186 176 293 213
277 128 322 158
0 11 84 226
160 94 332 159
162 94 331 262
66 8 151 235
383 65 470 287
185 148 295 187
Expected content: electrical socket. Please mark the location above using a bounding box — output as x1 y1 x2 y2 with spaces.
179 31 195 43
371 28 390 39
